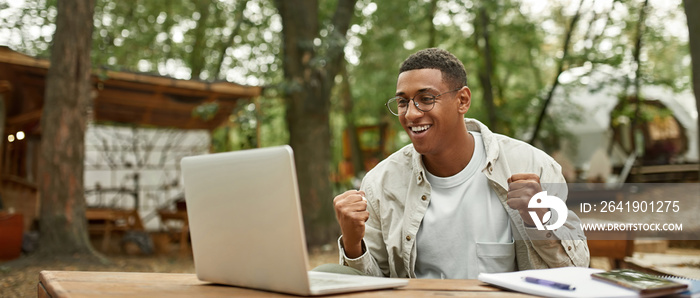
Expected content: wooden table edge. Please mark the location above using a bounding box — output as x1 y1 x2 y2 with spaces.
36 270 518 297
39 270 71 298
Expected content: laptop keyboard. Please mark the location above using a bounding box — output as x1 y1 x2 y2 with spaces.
309 276 358 288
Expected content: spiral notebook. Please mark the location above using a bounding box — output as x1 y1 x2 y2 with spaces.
478 267 691 298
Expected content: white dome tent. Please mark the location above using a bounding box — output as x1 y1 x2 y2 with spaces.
547 65 698 183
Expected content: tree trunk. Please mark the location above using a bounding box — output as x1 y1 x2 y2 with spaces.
274 0 356 246
475 5 498 131
683 0 700 173
38 0 97 255
529 0 584 145
340 65 364 176
427 0 438 48
630 0 649 155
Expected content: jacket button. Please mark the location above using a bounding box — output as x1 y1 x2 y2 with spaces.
421 195 427 201
546 232 552 238
568 246 572 251
406 235 411 241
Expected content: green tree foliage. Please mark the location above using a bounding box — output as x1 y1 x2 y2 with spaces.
90 0 279 82
0 0 57 57
96 0 286 150
3 0 690 154
1 0 694 245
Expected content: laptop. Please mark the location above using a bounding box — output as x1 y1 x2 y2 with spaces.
180 145 408 296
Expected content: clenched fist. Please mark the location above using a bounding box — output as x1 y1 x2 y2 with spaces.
333 190 369 258
506 173 549 227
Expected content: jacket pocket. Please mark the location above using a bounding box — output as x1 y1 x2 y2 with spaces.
476 241 516 274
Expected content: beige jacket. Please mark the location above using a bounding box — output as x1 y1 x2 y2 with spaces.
338 118 590 277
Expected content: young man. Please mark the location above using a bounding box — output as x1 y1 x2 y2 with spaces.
332 48 589 278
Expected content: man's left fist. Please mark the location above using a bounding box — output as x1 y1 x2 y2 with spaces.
506 173 547 227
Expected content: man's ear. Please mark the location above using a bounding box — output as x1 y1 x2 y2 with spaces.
457 87 471 114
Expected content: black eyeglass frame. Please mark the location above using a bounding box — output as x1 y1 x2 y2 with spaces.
385 87 463 116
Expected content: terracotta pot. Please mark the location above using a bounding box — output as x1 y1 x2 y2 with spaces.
0 213 23 261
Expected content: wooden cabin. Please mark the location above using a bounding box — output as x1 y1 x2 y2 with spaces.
0 46 262 232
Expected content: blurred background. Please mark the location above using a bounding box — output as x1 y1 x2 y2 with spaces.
0 0 698 292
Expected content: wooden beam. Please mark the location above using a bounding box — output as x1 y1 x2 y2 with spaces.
97 90 196 112
94 99 235 130
102 71 262 98
1 47 262 99
7 109 42 126
99 79 249 102
0 47 50 69
93 111 211 129
97 88 236 113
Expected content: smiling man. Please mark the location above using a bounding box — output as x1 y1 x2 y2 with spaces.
331 48 589 278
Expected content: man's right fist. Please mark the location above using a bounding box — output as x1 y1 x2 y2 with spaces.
333 190 369 258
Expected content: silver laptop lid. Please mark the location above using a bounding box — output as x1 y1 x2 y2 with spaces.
181 145 312 295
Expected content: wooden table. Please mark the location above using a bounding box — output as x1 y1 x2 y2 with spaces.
38 270 532 297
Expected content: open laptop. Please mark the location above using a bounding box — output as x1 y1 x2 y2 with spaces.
180 145 408 296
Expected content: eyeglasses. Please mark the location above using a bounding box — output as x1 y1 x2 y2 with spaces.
385 88 462 116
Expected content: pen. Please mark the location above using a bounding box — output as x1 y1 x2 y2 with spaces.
523 276 576 291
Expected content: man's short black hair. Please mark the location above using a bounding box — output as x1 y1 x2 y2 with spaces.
399 48 467 90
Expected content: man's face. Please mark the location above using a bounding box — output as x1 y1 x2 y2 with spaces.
395 68 467 156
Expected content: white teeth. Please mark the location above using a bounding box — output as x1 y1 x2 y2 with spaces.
411 125 431 132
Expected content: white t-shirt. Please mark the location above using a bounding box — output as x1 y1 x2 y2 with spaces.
415 132 516 279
